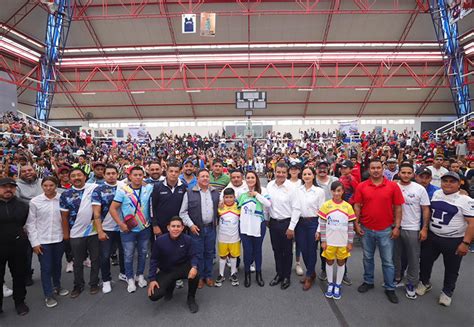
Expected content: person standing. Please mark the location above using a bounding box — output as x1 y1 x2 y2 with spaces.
145 161 165 185
151 162 187 237
394 163 431 300
179 159 198 190
416 172 474 307
109 166 153 293
209 159 230 194
294 167 325 291
383 158 399 181
267 163 299 290
179 169 219 288
428 154 448 188
26 177 69 308
238 171 271 287
60 168 100 298
0 178 30 315
353 158 405 304
415 166 440 200
87 162 106 185
315 160 338 281
91 165 126 294
220 169 248 201
16 164 43 286
147 217 199 313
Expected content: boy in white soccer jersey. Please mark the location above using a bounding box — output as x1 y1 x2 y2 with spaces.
318 181 356 300
215 188 241 287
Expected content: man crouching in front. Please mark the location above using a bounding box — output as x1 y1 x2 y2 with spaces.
147 216 199 313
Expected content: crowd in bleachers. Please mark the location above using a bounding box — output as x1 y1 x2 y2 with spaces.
0 110 472 316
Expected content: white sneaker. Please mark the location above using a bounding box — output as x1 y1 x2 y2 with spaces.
83 258 91 268
439 292 452 307
127 279 136 293
3 284 13 298
136 275 147 288
295 262 304 276
250 263 256 272
118 273 127 282
66 261 74 273
415 281 432 296
102 281 112 294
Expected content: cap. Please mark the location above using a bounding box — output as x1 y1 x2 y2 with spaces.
387 158 397 163
317 161 329 168
341 160 354 169
75 150 85 156
290 150 297 155
93 162 106 168
183 158 195 166
415 166 432 176
289 162 301 169
425 157 434 163
57 166 70 173
0 177 17 187
441 171 460 181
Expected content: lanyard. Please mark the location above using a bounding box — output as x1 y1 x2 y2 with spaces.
132 187 142 208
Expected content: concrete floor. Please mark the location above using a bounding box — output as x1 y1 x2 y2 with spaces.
1 237 473 327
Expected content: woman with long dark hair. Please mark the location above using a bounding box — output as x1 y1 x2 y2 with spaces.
238 171 271 288
294 166 325 290
25 176 69 308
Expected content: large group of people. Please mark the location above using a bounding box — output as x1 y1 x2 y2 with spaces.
0 111 473 317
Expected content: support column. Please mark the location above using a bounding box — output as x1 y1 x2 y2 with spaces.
428 0 471 117
35 0 72 122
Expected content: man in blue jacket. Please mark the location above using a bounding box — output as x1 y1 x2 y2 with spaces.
147 217 199 313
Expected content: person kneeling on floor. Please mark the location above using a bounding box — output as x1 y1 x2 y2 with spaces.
147 216 199 313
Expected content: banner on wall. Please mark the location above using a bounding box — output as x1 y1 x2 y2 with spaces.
182 14 196 33
200 12 216 37
338 120 358 136
128 125 148 140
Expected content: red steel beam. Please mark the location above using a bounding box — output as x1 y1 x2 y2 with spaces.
75 0 143 119
163 0 197 119
357 4 420 117
51 61 449 93
71 0 424 20
54 99 454 109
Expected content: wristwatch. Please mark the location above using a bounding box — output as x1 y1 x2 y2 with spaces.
462 241 470 246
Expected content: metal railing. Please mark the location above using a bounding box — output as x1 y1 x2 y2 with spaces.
17 110 66 139
435 112 473 140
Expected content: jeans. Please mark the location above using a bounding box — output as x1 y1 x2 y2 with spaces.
148 262 199 302
240 221 266 272
269 218 293 279
64 239 74 263
190 226 216 280
38 242 64 297
70 235 100 289
100 231 125 282
394 229 420 286
361 225 395 290
420 232 464 297
295 217 318 277
121 227 150 279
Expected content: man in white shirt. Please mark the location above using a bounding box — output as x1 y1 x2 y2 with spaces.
219 169 248 201
428 155 448 188
267 163 299 290
417 172 474 307
394 163 430 300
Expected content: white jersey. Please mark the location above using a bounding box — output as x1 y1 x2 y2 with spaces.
429 190 474 238
398 182 430 231
428 166 448 188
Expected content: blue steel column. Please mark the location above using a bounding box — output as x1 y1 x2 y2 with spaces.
35 0 72 122
428 0 471 117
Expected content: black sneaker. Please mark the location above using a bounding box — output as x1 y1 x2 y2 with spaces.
357 282 375 293
15 302 29 316
385 290 399 304
215 275 225 287
187 297 199 313
110 255 119 266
